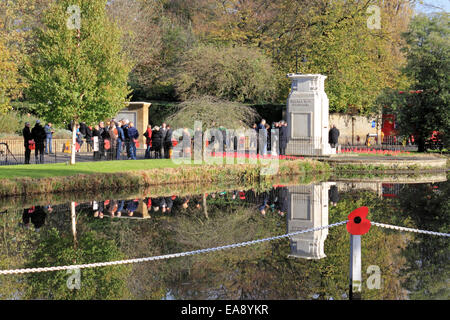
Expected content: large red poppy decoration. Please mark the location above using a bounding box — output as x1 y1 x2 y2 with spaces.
346 207 371 235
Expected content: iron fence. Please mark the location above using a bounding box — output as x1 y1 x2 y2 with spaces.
0 139 148 166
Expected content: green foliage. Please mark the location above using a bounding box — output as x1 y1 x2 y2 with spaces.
25 228 131 300
380 13 450 150
166 96 260 129
396 181 450 299
0 111 39 135
0 36 21 114
175 45 282 104
128 16 196 101
25 0 132 127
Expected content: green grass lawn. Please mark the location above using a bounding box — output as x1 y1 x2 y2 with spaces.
0 159 182 179
0 158 278 179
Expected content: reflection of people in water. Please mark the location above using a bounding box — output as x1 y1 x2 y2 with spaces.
93 200 105 219
117 200 125 217
274 187 288 217
160 198 168 213
22 206 47 231
107 200 119 218
152 197 161 213
164 197 174 213
125 199 139 216
258 192 270 216
182 197 190 209
329 185 340 207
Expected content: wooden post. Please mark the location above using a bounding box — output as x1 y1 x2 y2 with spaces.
349 234 362 300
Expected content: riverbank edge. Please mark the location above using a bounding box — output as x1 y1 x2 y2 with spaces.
0 156 447 198
0 159 330 197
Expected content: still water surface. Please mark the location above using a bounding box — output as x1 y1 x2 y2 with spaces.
0 176 448 300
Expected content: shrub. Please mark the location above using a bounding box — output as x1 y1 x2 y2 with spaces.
176 45 282 104
165 96 260 130
0 111 39 135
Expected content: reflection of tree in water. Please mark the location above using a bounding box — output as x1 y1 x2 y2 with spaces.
24 228 131 300
158 190 408 300
1 181 447 300
396 181 450 300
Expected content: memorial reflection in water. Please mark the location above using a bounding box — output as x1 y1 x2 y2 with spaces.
286 182 334 260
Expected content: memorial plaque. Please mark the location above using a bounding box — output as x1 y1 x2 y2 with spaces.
291 113 311 138
291 194 311 221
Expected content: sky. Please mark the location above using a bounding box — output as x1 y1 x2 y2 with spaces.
415 0 450 13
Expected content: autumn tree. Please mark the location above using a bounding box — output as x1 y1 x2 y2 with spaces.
25 0 132 163
0 33 20 114
190 0 415 113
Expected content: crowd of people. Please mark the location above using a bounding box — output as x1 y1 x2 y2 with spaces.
91 187 290 220
71 119 175 160
252 119 289 156
22 117 343 164
16 185 339 231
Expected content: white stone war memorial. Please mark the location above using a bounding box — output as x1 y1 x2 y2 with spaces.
285 74 335 156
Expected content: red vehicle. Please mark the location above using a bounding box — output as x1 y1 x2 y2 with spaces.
425 131 444 151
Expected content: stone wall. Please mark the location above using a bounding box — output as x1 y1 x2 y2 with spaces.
329 114 381 146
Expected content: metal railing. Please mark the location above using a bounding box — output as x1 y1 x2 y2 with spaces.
0 138 148 166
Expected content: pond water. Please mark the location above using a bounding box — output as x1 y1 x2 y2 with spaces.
0 174 448 300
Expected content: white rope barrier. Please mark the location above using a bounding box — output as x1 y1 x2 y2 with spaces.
0 221 348 275
1 220 447 276
372 222 450 237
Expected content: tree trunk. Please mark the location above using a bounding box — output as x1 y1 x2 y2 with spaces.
71 201 78 250
203 193 208 219
71 120 77 165
417 136 426 153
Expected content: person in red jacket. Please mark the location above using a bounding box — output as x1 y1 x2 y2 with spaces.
144 125 152 159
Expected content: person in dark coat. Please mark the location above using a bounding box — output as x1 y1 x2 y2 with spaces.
164 196 174 213
31 120 46 164
279 121 288 156
164 125 173 159
23 122 33 164
85 125 93 152
121 120 131 159
116 122 125 160
127 122 139 160
329 185 340 207
92 124 104 160
151 126 163 159
125 199 139 217
160 123 167 159
329 125 340 148
266 123 272 153
22 206 47 231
